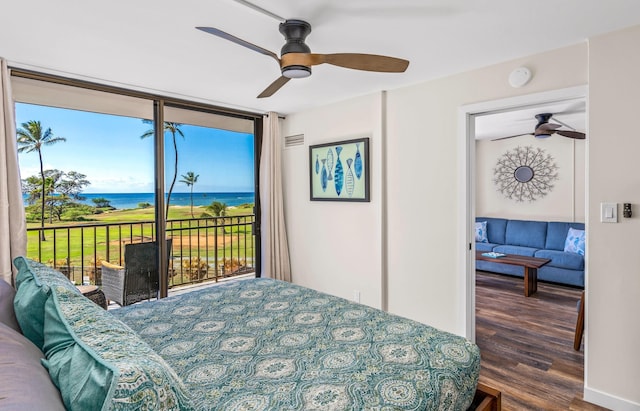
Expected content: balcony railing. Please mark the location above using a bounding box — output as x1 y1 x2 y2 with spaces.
25 215 256 288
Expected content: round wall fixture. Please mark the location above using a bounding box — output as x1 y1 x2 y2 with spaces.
493 146 558 202
514 165 534 182
508 67 532 88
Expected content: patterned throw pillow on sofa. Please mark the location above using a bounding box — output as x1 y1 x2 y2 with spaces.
475 221 488 243
564 227 586 256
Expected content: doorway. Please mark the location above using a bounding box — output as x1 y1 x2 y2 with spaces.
458 86 588 408
458 85 588 340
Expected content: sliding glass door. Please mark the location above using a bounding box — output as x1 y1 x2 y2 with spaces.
161 105 257 289
12 73 261 298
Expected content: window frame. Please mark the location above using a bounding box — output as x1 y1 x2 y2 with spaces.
11 68 263 297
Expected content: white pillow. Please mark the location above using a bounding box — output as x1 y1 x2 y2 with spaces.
475 221 488 243
564 227 586 256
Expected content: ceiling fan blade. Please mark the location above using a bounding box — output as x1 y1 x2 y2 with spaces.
196 26 280 63
281 53 409 73
535 123 561 134
257 76 291 98
555 130 586 139
322 53 410 72
549 116 577 130
491 133 534 141
231 0 285 22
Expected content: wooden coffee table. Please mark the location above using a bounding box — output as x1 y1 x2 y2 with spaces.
476 251 550 297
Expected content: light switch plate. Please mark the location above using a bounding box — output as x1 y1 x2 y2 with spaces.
601 202 618 223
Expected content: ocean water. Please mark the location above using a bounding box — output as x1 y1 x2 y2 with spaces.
79 192 255 210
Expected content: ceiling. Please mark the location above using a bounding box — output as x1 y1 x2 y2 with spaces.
2 1 640 116
474 98 586 140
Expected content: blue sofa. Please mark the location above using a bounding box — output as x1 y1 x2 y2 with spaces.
475 217 585 288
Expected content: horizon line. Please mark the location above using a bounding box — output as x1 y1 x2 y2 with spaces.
79 191 255 194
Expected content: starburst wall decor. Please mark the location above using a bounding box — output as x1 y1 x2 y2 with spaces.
493 146 558 202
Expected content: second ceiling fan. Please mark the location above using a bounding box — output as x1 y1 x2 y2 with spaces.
493 113 586 141
197 2 409 98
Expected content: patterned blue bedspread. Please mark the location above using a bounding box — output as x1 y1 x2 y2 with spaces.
113 278 480 410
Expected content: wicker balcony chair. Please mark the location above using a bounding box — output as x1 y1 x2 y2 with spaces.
101 240 172 307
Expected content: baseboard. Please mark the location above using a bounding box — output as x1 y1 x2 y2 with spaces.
584 387 640 411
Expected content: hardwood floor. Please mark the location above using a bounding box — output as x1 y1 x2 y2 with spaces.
475 271 608 411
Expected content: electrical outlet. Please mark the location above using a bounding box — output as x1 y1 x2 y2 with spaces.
353 290 360 303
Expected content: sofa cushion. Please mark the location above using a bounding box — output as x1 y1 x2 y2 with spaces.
534 249 584 270
42 286 195 411
13 257 80 350
476 217 508 244
505 220 547 249
545 222 586 251
0 278 20 332
492 245 538 257
0 322 65 411
476 242 499 252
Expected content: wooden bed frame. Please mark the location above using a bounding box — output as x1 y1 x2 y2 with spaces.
469 383 502 411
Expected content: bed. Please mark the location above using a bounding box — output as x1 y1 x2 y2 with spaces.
113 278 480 410
4 257 492 410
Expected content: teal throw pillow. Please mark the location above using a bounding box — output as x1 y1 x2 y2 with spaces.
42 286 195 411
13 257 79 350
564 227 586 256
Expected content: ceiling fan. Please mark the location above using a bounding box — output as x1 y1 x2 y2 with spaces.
196 2 409 98
493 113 586 141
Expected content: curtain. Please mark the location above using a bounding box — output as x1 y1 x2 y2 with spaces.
0 59 26 285
259 112 291 281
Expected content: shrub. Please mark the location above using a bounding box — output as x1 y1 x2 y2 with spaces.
222 258 247 276
181 258 209 281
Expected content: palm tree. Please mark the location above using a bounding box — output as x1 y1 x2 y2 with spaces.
140 121 184 220
17 121 66 240
179 171 199 218
206 201 228 217
206 201 229 235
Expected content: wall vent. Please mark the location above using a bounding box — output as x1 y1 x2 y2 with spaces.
284 134 304 147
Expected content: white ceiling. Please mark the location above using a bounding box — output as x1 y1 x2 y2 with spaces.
1 1 640 116
474 98 586 140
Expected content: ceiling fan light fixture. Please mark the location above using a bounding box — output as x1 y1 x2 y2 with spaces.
535 133 552 139
282 65 311 78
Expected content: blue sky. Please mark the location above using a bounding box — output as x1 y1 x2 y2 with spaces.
15 103 255 193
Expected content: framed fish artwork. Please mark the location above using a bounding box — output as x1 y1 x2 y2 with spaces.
309 137 370 202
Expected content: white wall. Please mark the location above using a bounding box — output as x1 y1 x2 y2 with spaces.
281 27 640 408
476 137 585 222
384 43 587 333
585 25 640 409
282 43 587 327
281 93 384 308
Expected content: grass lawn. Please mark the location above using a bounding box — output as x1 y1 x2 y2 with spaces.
26 204 256 278
91 203 254 222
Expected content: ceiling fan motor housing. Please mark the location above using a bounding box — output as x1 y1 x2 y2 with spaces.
280 19 312 78
534 113 553 138
535 113 553 126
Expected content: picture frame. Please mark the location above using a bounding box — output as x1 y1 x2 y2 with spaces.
309 137 370 202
